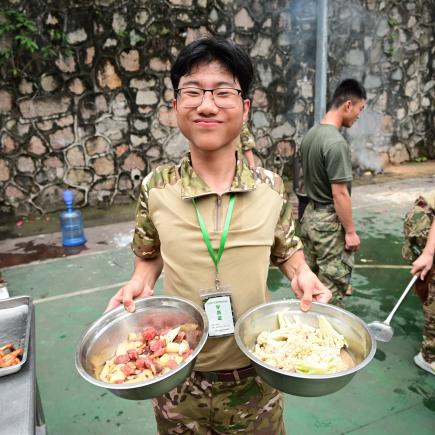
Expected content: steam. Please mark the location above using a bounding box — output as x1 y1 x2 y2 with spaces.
345 108 385 173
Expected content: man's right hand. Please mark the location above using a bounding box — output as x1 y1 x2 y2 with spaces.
105 279 153 313
345 231 360 251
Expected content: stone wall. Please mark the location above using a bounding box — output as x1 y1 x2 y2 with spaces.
0 0 433 216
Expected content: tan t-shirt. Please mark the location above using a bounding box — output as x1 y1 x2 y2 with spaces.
132 153 302 371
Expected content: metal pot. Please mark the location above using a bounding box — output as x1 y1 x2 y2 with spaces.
234 300 376 397
75 296 208 400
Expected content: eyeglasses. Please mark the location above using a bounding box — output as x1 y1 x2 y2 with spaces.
175 87 243 109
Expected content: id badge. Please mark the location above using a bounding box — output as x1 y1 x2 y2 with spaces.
200 286 235 338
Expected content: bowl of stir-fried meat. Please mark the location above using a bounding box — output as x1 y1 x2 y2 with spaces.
75 296 208 400
234 300 376 397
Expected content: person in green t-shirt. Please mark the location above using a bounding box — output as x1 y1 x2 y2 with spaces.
299 79 366 305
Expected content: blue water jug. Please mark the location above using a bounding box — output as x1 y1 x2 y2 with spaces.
60 190 86 247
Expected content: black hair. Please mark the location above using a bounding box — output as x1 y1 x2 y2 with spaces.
329 79 367 109
170 38 254 98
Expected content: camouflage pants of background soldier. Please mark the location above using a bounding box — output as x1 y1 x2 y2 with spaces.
152 371 285 434
300 203 354 306
402 196 435 363
422 276 435 363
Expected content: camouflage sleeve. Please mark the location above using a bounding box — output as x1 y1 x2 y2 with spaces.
131 172 161 259
240 123 256 152
402 197 434 263
271 181 304 265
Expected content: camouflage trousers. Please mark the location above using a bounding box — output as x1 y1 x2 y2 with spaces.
152 371 285 434
300 202 354 305
422 275 435 362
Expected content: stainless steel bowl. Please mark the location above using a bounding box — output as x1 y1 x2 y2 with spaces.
75 296 208 400
234 300 376 397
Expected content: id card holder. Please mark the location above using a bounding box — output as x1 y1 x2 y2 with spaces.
200 286 236 338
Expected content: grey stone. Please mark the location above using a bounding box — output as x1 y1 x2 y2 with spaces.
391 68 403 81
79 94 108 121
130 134 148 148
67 28 88 45
40 74 60 92
136 90 159 105
271 122 295 139
388 142 410 164
0 160 10 182
55 55 77 73
96 118 128 141
0 89 14 114
66 168 93 186
66 146 85 166
85 136 110 155
19 95 72 119
252 111 269 128
91 156 115 176
250 37 272 57
122 152 146 171
49 127 75 150
235 8 254 29
18 79 34 95
257 64 273 87
376 17 389 37
364 74 382 89
34 185 65 212
112 12 127 34
404 79 418 97
120 50 140 72
346 49 365 66
17 156 35 174
27 136 47 156
111 92 131 117
165 132 189 159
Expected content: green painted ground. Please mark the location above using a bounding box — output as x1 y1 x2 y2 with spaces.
4 197 435 434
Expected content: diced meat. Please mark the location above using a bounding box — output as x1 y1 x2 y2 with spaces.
114 354 130 364
149 339 165 352
151 347 166 358
142 327 157 342
121 364 135 376
127 349 139 360
135 358 147 370
166 359 178 369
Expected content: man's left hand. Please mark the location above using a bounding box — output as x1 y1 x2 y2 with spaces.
291 263 332 311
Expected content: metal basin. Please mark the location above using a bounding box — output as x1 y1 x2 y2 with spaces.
234 300 376 397
75 296 208 400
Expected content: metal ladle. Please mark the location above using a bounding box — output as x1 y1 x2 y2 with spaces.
368 274 419 342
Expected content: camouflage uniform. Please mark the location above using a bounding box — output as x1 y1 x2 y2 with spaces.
402 192 435 363
132 153 302 432
239 123 256 153
300 202 353 306
152 372 285 434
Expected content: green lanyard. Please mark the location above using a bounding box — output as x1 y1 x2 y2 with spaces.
192 194 236 290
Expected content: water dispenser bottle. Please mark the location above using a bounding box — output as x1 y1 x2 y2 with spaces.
60 190 86 247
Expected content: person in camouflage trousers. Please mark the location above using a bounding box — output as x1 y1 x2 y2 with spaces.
106 37 331 433
152 372 285 434
402 191 435 375
299 79 367 306
300 204 354 306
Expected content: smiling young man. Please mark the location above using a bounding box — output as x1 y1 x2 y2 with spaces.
299 79 366 306
106 38 331 434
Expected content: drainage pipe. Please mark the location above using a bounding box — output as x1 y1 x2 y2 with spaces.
314 0 328 123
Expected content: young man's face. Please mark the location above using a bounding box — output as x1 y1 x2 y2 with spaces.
342 98 365 128
173 61 250 153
